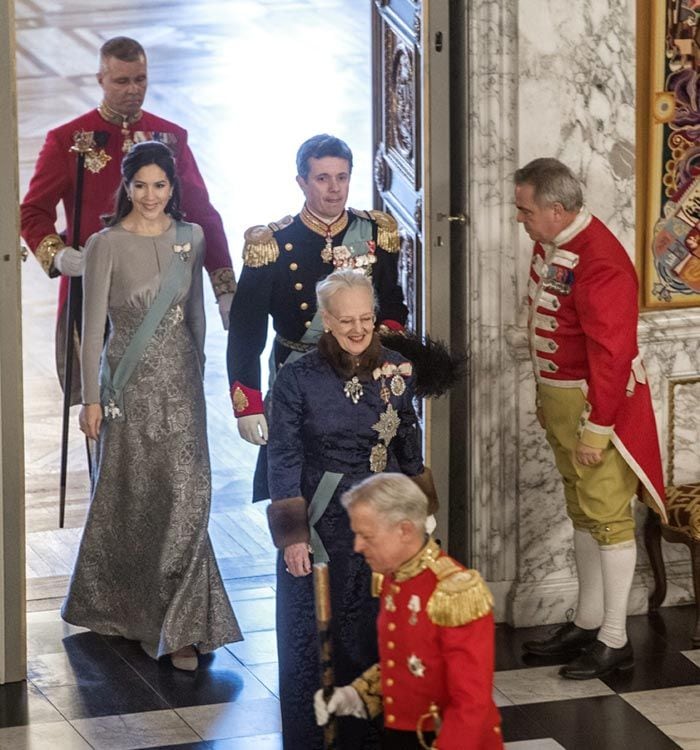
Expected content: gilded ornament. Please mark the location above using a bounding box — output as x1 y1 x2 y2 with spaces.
232 387 249 414
85 149 111 174
320 242 333 263
384 593 396 612
370 443 388 473
380 383 391 403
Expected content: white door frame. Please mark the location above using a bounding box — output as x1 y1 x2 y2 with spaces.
0 0 27 684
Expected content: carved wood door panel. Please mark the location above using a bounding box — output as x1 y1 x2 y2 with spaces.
372 0 453 530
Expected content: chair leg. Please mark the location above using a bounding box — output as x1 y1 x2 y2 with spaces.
644 506 667 611
690 542 700 648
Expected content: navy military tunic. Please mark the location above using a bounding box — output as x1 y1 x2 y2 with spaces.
267 340 423 750
227 206 408 500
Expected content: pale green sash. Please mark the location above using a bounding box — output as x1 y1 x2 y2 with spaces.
100 222 193 420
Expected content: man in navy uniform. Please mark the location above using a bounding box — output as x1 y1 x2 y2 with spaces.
227 134 407 499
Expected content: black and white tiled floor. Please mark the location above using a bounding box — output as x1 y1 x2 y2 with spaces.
1 599 699 748
10 0 700 748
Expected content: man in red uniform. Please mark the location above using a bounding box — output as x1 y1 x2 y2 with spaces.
21 36 235 397
314 473 503 750
514 158 667 679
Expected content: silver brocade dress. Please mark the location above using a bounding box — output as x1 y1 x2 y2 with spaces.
61 222 242 655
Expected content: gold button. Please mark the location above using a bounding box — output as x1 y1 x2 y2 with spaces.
285 243 293 251
294 282 303 291
387 641 395 650
388 623 396 631
300 302 308 310
385 696 394 705
304 321 311 328
387 659 395 668
387 715 395 724
386 678 394 687
391 584 400 593
289 262 298 271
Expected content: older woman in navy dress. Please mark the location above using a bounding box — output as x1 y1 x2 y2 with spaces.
266 269 437 750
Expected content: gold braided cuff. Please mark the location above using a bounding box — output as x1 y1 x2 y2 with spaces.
351 663 382 720
35 234 64 277
209 267 237 298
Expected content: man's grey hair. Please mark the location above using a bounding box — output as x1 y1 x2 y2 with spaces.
316 268 376 314
341 473 427 529
513 157 583 212
99 37 146 71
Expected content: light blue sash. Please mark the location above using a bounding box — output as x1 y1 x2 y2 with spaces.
307 471 344 563
100 222 193 420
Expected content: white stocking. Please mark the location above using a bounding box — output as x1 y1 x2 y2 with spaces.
598 540 637 648
572 529 604 630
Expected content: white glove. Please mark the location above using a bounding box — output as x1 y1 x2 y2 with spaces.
425 514 437 535
53 245 84 276
314 686 366 726
217 292 234 330
237 414 268 445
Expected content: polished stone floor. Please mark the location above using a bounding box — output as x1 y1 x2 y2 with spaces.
9 0 700 748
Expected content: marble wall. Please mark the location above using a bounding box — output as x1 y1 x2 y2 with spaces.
463 0 700 625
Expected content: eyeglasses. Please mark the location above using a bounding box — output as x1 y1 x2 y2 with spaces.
327 312 376 330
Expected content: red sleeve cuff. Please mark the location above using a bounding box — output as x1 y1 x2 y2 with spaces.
379 319 404 332
230 381 264 417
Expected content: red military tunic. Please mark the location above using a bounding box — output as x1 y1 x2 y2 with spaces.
21 107 235 313
527 208 667 521
353 539 503 750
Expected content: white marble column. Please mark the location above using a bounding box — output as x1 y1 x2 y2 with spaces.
462 0 699 625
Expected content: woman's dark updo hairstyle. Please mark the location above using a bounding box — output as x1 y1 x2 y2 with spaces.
103 140 183 226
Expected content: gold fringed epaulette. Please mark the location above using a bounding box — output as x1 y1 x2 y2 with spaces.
426 562 494 628
369 209 400 253
242 224 280 268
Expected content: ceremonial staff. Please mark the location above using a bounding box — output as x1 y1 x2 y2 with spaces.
58 131 97 528
313 561 337 749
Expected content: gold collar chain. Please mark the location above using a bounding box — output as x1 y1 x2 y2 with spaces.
300 204 348 239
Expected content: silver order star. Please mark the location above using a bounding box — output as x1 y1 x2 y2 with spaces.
372 404 400 445
407 653 426 678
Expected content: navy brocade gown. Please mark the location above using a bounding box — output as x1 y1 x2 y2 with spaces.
268 340 424 750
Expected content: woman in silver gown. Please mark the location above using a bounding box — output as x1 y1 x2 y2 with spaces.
62 141 241 670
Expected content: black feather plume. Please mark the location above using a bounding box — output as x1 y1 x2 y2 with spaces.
379 330 467 398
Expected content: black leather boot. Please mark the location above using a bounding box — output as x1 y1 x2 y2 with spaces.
559 640 634 680
522 621 599 659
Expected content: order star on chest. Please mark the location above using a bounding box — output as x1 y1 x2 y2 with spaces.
407 653 426 678
372 404 400 444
